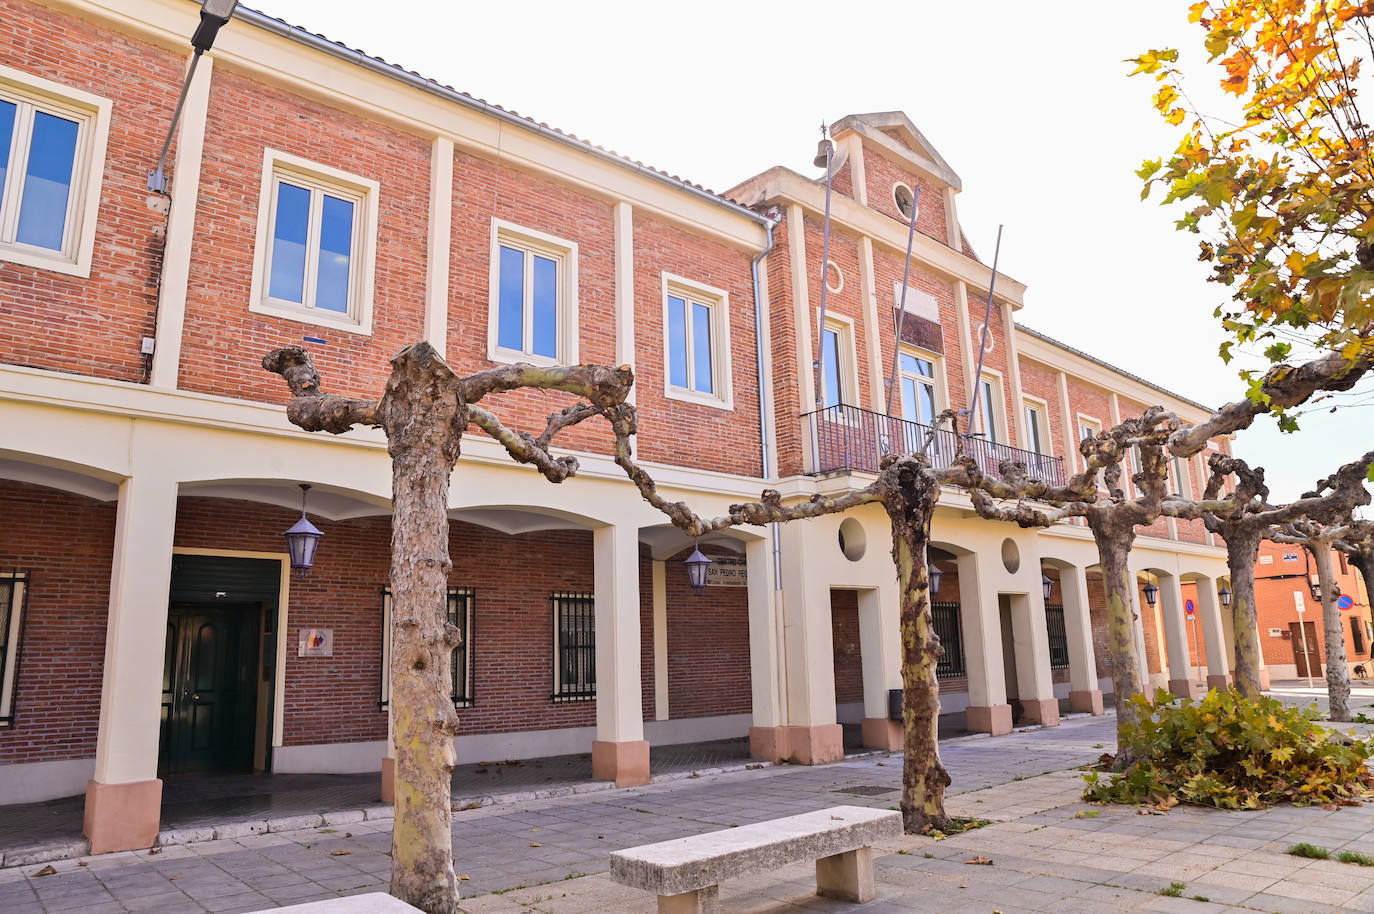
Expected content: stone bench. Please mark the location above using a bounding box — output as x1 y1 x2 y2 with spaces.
609 805 901 913
247 893 421 913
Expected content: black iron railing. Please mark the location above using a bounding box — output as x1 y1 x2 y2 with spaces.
801 403 1066 486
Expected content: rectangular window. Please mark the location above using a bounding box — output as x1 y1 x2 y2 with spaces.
380 587 473 709
1045 604 1070 669
1023 403 1045 455
977 377 1001 442
0 68 109 276
931 602 965 678
1078 418 1103 485
1353 615 1366 656
663 276 732 408
899 352 938 426
490 222 577 364
1170 455 1191 498
819 319 855 409
251 150 377 333
0 573 27 726
552 592 595 700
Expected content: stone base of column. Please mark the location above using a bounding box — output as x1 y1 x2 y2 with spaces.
1069 689 1104 715
1021 698 1059 727
965 704 1012 736
747 725 843 764
1258 668 1271 690
1205 674 1230 692
592 739 650 787
380 756 395 804
84 778 162 854
1167 678 1197 699
860 718 902 751
749 726 786 763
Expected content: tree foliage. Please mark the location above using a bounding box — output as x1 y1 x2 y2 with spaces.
1085 688 1374 809
1131 0 1374 406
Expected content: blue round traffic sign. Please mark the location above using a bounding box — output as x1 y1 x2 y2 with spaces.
1185 599 1195 615
1338 594 1354 610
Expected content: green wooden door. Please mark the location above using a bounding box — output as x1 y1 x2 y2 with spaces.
160 604 259 774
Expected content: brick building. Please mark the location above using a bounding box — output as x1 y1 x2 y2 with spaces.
0 0 1249 855
1250 540 1373 681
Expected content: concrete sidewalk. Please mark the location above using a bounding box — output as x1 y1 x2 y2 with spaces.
5 713 1374 912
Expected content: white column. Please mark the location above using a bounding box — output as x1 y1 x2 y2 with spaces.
651 559 668 721
592 523 647 785
613 202 635 372
1055 372 1077 474
1194 576 1230 690
1059 564 1103 713
1127 574 1151 690
857 581 901 749
422 137 453 357
149 53 213 389
956 552 1010 734
1010 590 1058 725
942 186 960 249
745 537 781 731
86 467 178 852
843 133 867 207
1159 575 1193 696
771 521 843 763
1001 301 1026 447
858 236 885 413
953 280 977 408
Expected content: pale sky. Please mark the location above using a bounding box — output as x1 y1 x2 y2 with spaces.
247 0 1371 502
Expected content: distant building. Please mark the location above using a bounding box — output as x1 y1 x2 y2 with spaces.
1252 540 1372 681
0 0 1244 856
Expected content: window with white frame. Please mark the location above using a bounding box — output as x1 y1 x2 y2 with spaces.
490 221 577 365
976 376 1003 443
0 68 110 276
899 351 939 426
664 276 732 408
819 319 856 408
1170 455 1192 498
1078 417 1103 486
1023 401 1048 455
251 150 377 333
552 592 595 701
0 572 27 726
380 587 473 708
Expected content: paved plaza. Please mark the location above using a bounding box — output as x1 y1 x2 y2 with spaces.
6 706 1374 912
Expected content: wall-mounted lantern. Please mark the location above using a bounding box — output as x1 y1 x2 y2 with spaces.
929 563 944 596
1142 573 1159 608
1218 585 1232 606
1041 574 1054 602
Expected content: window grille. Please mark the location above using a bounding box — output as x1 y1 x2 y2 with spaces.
380 587 474 709
552 592 595 700
0 572 29 725
931 602 964 678
1045 603 1071 669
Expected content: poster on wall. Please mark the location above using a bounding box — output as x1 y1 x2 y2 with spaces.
298 627 334 657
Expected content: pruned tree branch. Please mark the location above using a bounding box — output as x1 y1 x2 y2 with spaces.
262 346 380 434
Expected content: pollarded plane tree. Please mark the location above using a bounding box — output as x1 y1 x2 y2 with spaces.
1195 450 1374 704
1261 453 1374 719
959 409 1177 761
262 342 639 914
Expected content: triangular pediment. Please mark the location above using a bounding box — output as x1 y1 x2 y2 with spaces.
830 111 962 192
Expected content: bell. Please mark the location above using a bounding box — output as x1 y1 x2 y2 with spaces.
813 137 834 169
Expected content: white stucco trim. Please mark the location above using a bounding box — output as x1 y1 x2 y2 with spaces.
0 756 95 804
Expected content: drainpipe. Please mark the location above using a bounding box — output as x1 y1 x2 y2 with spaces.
750 214 789 730
749 216 780 586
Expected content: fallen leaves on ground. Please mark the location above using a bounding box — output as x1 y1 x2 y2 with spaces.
32 865 56 877
964 856 993 865
331 850 352 856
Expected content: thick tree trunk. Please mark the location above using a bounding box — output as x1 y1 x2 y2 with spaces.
1312 544 1351 721
382 348 466 914
1224 528 1264 699
1352 548 1374 657
1088 515 1146 766
882 462 951 834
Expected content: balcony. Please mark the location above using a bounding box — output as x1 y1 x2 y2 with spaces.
801 403 1066 486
